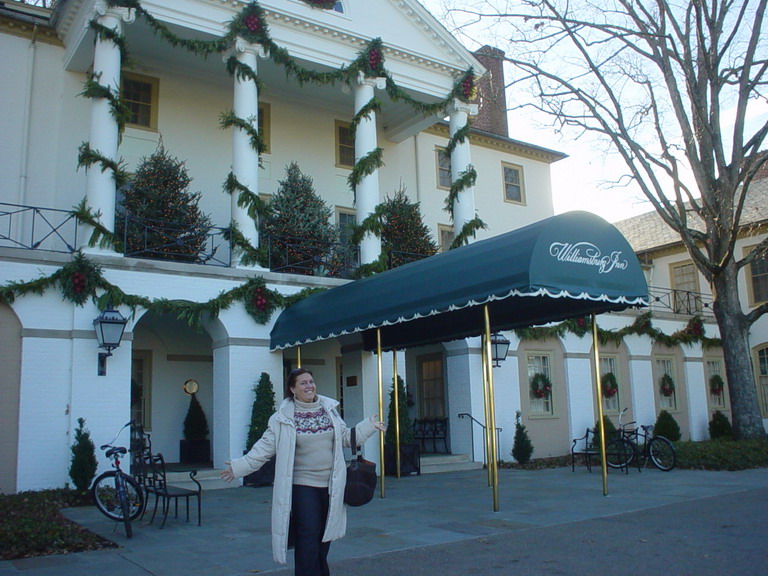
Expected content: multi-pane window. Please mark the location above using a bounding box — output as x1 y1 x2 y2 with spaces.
527 353 553 415
438 225 454 253
436 148 452 189
757 347 768 417
706 359 726 409
599 356 620 413
670 262 701 313
122 74 158 130
655 357 677 411
502 163 525 204
748 250 768 304
418 354 445 419
335 121 355 168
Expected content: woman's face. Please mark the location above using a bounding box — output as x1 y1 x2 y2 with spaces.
291 372 316 403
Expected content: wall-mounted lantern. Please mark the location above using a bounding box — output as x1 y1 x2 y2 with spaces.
94 302 127 376
490 332 510 368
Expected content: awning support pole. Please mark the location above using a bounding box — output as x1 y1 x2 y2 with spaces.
297 346 301 368
393 349 401 478
591 313 609 496
480 332 492 486
377 329 385 498
483 305 500 512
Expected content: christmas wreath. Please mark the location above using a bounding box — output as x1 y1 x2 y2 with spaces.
659 373 676 397
601 372 619 398
59 253 103 306
709 374 725 396
243 277 278 324
228 2 270 45
530 372 552 399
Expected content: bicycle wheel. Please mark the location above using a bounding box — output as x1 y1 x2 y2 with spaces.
92 471 145 522
648 436 676 471
605 438 635 469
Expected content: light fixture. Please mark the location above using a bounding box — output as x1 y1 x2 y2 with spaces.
490 332 510 368
94 302 127 376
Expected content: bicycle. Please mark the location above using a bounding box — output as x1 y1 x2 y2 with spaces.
91 422 146 538
606 408 677 472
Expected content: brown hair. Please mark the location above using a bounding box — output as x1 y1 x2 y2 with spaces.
284 368 313 399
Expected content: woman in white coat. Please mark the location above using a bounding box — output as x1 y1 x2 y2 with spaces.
221 368 385 576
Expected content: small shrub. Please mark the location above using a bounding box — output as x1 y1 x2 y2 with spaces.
385 375 414 445
708 410 733 440
247 372 276 448
593 415 617 449
183 394 209 441
69 417 97 493
511 411 534 464
654 410 681 441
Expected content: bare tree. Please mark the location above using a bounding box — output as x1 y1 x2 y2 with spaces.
440 0 768 438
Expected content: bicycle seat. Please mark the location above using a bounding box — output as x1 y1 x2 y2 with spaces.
105 446 127 458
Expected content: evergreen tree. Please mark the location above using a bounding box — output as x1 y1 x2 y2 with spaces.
69 417 97 492
381 188 438 268
247 372 276 448
385 375 414 445
117 143 212 262
183 394 209 441
511 411 534 464
261 162 339 274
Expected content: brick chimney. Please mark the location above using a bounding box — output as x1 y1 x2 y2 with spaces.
471 46 509 138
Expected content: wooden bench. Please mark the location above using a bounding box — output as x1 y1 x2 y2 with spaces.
413 418 449 453
571 427 600 472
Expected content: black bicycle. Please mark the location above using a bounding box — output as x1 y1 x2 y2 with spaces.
606 408 677 472
91 422 146 538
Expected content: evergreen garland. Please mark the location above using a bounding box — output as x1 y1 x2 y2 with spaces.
59 252 104 305
243 277 278 324
224 172 271 221
223 222 268 268
450 216 488 249
347 147 385 198
77 142 129 189
444 166 478 220
71 199 123 251
220 111 266 155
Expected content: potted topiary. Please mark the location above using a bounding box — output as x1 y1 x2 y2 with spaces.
383 375 420 476
243 372 277 487
180 390 211 464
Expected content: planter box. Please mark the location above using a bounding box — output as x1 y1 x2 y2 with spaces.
384 443 421 476
243 454 276 487
179 439 211 465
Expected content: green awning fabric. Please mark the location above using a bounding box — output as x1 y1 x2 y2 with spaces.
270 211 648 351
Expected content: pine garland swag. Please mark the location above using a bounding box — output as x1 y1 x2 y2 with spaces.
244 277 279 324
59 252 105 305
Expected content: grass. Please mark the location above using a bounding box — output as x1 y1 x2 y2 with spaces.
2 438 767 561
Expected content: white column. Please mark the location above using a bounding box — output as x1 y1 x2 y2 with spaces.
82 1 135 253
449 99 478 241
229 38 264 267
353 72 385 265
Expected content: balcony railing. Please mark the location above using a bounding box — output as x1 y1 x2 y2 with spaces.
0 202 79 253
647 285 714 317
263 233 360 278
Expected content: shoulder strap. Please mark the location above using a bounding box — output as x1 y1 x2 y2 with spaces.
350 427 357 456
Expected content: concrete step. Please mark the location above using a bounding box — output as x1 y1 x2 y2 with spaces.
419 453 484 474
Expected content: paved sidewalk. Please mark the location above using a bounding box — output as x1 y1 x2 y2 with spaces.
2 466 767 576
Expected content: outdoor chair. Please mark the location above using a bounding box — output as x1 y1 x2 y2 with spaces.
145 452 202 528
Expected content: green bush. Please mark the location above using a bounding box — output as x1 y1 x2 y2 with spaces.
511 411 534 464
247 372 276 448
654 410 681 441
385 375 414 445
68 417 97 493
708 410 733 440
593 415 618 449
183 393 209 441
675 438 768 470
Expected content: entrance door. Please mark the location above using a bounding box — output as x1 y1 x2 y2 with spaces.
417 353 445 418
131 350 152 431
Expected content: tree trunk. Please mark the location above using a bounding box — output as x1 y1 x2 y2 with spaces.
712 263 766 439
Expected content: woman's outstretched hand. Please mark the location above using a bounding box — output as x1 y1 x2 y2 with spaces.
369 414 386 432
220 461 235 482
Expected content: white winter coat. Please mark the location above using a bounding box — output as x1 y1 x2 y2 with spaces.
229 395 377 564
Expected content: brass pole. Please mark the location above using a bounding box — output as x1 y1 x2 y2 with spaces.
480 331 492 486
591 313 609 496
297 346 301 369
393 349 401 478
483 305 500 512
377 329 385 497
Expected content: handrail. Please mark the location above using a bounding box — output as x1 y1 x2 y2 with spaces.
457 413 502 464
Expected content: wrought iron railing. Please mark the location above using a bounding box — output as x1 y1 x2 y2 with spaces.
0 202 79 253
646 285 714 317
263 233 360 278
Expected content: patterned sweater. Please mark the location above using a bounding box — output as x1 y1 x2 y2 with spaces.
292 398 335 487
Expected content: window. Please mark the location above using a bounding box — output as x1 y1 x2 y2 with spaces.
335 121 355 169
436 148 452 189
336 208 356 247
122 73 159 131
655 357 677 411
131 350 152 431
599 356 620 413
670 261 701 313
502 163 525 204
258 102 271 154
418 354 445 419
706 359 726 409
438 224 454 253
527 353 553 415
757 347 768 417
747 246 768 305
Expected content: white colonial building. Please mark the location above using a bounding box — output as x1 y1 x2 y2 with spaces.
2 0 759 495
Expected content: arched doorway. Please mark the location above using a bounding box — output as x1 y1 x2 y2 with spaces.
0 302 22 493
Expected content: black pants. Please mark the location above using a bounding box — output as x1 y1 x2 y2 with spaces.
291 484 331 576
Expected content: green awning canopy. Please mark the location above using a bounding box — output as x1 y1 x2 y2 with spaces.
270 211 648 351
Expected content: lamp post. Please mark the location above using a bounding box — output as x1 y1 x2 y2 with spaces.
94 302 127 376
490 332 510 367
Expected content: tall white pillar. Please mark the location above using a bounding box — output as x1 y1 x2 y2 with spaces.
229 38 264 267
353 73 385 265
82 1 135 253
449 99 478 241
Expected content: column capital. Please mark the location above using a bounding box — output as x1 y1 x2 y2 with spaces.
450 98 478 117
356 71 387 90
94 0 136 24
226 37 267 61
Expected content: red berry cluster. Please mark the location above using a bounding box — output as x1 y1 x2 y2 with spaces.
245 14 261 32
603 386 618 398
71 272 87 294
462 75 475 99
368 48 382 71
251 287 269 311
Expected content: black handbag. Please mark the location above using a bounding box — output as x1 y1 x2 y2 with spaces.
344 427 377 507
